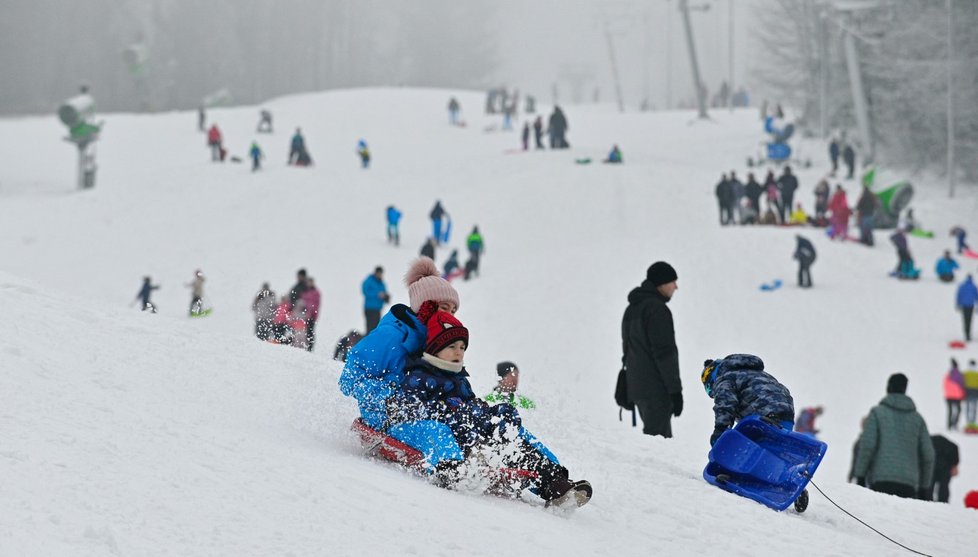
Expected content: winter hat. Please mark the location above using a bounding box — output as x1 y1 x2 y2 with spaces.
423 309 469 356
405 257 460 312
646 261 678 286
886 373 908 394
497 361 518 377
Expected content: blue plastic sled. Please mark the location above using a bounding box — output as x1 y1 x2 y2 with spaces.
703 416 827 511
759 279 783 292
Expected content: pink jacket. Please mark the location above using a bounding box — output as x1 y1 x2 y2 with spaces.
301 287 321 321
945 370 966 400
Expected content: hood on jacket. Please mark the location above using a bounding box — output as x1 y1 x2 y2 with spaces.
627 280 669 305
879 393 917 412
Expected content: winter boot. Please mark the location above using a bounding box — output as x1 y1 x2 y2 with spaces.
545 479 593 509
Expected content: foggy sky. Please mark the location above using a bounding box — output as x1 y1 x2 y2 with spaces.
0 0 765 114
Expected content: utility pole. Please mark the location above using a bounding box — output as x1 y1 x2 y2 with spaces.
728 0 734 111
679 0 709 119
947 0 955 198
604 21 626 113
666 0 673 110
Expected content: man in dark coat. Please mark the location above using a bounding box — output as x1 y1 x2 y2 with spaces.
419 237 436 260
793 234 816 288
621 261 683 438
715 174 732 226
777 166 799 225
930 434 959 503
829 138 840 176
843 143 856 179
744 173 763 224
548 106 569 149
855 185 879 246
289 268 308 306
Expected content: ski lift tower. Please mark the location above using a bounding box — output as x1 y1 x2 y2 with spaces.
57 85 102 190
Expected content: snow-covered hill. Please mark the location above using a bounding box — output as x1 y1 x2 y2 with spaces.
0 89 975 556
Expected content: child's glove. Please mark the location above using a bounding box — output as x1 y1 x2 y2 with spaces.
710 426 727 446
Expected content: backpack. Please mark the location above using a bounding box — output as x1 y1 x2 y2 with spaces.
615 353 637 426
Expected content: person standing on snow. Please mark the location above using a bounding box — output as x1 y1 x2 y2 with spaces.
289 128 306 165
715 173 732 226
249 141 263 172
521 121 530 151
950 226 969 255
728 171 744 223
547 106 569 149
956 274 978 342
852 373 935 500
357 139 370 169
447 97 460 125
777 166 799 225
252 283 276 341
301 277 321 352
464 225 484 279
744 173 763 224
854 184 879 246
134 276 160 312
185 269 206 316
257 109 273 133
533 116 545 149
699 354 795 445
930 434 959 503
944 358 965 430
429 200 447 246
419 237 436 260
621 262 683 438
843 143 856 179
793 234 816 288
207 124 223 162
813 179 831 224
964 360 978 427
828 138 840 177
289 268 309 306
361 266 390 334
386 205 402 246
828 185 851 239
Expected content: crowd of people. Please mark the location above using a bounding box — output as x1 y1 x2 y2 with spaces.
251 269 321 351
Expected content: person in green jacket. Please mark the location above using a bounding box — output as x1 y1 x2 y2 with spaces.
484 361 536 410
852 373 935 500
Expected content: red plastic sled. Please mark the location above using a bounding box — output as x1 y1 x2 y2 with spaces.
949 340 967 349
351 418 539 490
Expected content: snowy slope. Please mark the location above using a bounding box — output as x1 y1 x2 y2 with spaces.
0 89 976 556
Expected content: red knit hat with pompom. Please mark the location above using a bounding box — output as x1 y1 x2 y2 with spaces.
416 300 468 355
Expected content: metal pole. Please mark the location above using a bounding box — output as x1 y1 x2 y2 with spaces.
643 5 651 109
728 0 734 111
843 31 872 163
947 0 955 198
604 22 626 113
679 0 709 119
666 0 673 110
819 9 829 139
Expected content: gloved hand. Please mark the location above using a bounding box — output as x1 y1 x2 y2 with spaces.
855 477 866 487
670 392 684 417
710 426 727 446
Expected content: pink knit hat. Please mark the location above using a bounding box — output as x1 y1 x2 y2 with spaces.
404 257 460 312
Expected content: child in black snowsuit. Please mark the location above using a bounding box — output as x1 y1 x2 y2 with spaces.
387 301 591 507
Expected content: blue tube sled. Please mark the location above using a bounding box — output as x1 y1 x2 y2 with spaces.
703 415 827 511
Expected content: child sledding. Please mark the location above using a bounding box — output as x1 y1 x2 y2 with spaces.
339 258 591 509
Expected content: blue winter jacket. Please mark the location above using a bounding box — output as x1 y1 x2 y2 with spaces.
709 354 795 429
386 207 402 225
361 275 388 311
339 305 425 428
935 257 959 278
958 277 978 307
339 307 559 469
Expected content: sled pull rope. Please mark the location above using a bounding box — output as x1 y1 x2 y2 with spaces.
807 479 933 557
